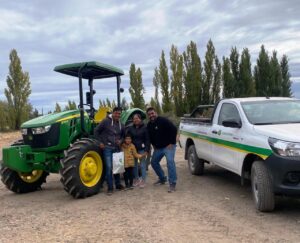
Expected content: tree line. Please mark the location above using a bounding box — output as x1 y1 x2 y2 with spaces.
0 41 293 131
129 40 292 117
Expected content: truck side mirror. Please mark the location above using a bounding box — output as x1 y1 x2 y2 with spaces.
86 90 96 105
222 119 242 128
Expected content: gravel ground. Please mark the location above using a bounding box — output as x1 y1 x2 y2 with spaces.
0 132 300 243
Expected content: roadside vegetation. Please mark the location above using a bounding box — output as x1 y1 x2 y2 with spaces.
0 40 292 131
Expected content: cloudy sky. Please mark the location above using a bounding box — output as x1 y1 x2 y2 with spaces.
1 0 300 112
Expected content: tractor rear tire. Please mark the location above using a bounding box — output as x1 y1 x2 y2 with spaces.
60 138 105 199
0 166 48 193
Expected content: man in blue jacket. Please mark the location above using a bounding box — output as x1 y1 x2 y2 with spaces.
94 107 125 195
146 107 177 193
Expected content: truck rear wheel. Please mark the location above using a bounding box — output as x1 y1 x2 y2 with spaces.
0 167 48 193
187 145 204 175
60 138 105 199
251 161 275 212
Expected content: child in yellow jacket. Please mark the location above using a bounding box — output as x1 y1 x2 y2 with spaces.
121 133 146 189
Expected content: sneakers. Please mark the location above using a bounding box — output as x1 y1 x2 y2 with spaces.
107 189 113 195
133 179 140 187
168 184 176 193
139 180 145 188
116 184 125 191
153 179 166 186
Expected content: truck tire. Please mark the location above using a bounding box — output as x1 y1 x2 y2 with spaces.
251 161 275 212
60 138 105 199
187 145 204 175
0 166 48 193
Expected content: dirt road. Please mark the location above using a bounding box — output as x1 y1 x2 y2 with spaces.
0 132 300 242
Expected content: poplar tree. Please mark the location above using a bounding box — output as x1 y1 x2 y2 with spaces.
54 102 62 113
152 68 161 113
5 49 32 129
280 55 292 97
203 39 215 104
239 48 255 97
0 101 11 131
129 63 145 109
211 56 221 103
183 41 203 111
222 57 235 98
64 100 77 110
269 51 282 96
254 45 271 96
170 45 185 116
159 50 172 113
230 47 240 97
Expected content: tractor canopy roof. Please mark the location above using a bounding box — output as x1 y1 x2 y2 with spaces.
54 61 124 79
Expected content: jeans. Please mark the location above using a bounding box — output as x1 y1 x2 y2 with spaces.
124 167 134 186
134 149 147 181
151 145 177 185
103 147 121 190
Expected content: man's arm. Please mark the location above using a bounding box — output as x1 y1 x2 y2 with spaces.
94 119 107 146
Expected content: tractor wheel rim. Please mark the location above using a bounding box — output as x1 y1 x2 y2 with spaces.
79 151 103 187
18 170 43 183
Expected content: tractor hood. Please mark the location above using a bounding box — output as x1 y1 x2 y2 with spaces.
21 110 80 128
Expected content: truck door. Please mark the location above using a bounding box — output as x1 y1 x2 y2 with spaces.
211 103 243 173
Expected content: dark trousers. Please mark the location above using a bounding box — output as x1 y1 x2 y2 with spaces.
124 167 134 186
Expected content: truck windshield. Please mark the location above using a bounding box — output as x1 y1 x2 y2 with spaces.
241 100 300 125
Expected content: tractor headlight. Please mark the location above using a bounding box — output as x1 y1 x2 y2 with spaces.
268 138 300 157
32 125 51 135
21 128 27 135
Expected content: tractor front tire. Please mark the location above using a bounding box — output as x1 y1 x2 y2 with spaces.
0 166 48 193
60 138 105 199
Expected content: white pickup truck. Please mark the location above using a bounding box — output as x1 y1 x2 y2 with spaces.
179 97 300 212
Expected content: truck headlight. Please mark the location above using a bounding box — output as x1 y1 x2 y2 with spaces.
21 129 27 135
268 138 300 157
32 125 51 135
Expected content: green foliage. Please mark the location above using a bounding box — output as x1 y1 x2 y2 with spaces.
280 55 292 97
64 100 77 111
152 67 162 114
129 63 146 109
270 51 282 96
121 97 129 110
203 39 215 104
239 48 255 97
54 102 62 113
170 45 185 116
159 51 172 113
230 47 240 97
211 56 221 103
4 49 31 129
0 100 11 131
183 41 203 112
222 57 235 98
30 108 39 118
254 45 271 96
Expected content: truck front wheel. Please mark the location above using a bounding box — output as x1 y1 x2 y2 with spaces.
251 161 275 212
187 145 204 175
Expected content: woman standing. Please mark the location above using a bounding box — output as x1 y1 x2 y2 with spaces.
127 113 150 188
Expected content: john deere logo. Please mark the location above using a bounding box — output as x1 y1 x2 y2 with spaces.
28 135 33 140
217 130 222 136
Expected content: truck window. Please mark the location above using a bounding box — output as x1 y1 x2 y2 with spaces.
218 103 241 125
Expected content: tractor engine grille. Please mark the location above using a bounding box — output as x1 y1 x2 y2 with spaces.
22 123 61 148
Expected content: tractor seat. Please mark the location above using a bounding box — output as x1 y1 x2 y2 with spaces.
94 107 112 123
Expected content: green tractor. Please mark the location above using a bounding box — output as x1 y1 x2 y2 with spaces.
0 61 145 198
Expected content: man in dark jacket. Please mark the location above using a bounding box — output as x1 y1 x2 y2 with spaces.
146 107 177 192
94 107 125 195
